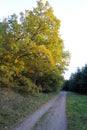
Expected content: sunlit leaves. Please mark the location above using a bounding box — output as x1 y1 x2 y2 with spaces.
0 0 70 93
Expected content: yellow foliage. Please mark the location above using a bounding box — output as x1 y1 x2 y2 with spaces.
0 0 70 91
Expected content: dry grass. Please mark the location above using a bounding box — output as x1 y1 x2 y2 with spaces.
0 88 55 130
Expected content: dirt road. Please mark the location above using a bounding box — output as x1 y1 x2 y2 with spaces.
12 91 67 130
33 91 67 130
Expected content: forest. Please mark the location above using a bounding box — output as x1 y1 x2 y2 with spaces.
0 0 70 94
63 64 87 94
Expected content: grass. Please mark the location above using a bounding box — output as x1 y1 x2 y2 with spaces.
0 88 55 130
66 92 87 130
32 108 51 130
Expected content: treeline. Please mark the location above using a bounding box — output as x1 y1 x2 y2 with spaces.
0 0 70 94
63 64 87 94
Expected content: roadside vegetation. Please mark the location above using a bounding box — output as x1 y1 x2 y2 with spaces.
0 1 70 129
64 64 87 129
66 92 87 130
0 88 56 130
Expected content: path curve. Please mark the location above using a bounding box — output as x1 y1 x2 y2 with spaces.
12 91 67 130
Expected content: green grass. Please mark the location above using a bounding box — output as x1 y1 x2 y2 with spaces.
66 92 87 130
0 88 55 130
32 107 51 130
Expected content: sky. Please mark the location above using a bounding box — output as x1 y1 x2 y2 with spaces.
0 0 87 79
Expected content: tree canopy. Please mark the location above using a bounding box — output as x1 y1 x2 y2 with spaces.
0 0 70 93
63 64 87 94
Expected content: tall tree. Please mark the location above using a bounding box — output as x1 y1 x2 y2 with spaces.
0 0 70 93
19 0 70 74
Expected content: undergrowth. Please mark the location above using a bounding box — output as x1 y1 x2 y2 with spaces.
0 88 55 130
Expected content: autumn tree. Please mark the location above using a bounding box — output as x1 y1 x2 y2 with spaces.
19 0 70 73
0 0 70 93
19 0 70 89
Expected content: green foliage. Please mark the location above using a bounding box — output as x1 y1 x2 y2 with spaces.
37 72 64 93
16 77 40 95
63 64 87 94
0 0 70 93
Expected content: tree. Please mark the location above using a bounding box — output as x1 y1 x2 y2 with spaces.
19 0 70 74
0 0 70 93
23 44 55 84
64 65 87 94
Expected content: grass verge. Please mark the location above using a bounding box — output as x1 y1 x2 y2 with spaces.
0 88 55 130
66 92 87 130
32 107 52 130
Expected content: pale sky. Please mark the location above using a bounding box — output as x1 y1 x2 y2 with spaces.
0 0 87 79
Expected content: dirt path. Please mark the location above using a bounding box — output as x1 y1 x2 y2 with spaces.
12 91 67 130
33 91 67 130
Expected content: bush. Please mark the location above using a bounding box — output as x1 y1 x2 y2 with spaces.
15 77 40 95
37 73 64 93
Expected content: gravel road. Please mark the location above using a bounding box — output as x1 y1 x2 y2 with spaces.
12 91 67 130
